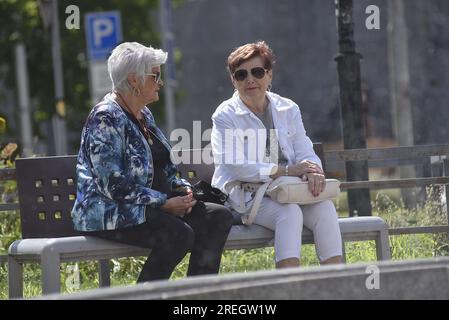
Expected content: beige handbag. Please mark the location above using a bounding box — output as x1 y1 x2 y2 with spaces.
266 176 340 204
226 177 340 226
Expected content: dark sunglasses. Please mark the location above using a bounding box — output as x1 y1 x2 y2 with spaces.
233 67 268 82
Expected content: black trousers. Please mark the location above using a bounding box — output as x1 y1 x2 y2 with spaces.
89 202 233 282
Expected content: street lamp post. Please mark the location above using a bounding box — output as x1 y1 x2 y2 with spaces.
50 0 67 155
39 0 67 155
159 0 176 135
334 0 372 216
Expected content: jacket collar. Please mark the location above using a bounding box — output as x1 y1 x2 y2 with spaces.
233 92 251 115
233 91 295 115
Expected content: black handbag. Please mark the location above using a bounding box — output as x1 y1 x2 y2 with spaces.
191 180 228 205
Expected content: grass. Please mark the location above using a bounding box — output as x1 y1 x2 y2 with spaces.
1 188 448 299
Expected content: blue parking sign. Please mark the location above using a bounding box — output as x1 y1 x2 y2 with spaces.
85 11 123 61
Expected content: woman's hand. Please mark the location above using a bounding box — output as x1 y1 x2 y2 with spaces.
270 160 323 179
174 185 193 195
160 193 197 216
289 160 323 177
302 172 326 197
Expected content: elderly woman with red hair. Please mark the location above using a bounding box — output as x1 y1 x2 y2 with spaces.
211 41 342 268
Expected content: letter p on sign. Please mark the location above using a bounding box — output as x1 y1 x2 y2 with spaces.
93 19 114 47
85 11 123 61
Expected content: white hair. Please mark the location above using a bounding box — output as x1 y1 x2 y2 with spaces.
107 42 167 93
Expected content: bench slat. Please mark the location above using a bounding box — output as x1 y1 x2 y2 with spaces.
0 168 16 180
0 203 19 211
340 177 449 190
325 144 449 162
388 225 449 235
324 158 429 172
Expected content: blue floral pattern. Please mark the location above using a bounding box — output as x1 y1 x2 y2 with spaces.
71 94 190 231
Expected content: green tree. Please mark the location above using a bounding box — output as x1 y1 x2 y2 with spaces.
0 0 174 153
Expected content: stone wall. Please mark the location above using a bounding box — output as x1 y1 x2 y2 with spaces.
47 256 449 300
170 0 449 147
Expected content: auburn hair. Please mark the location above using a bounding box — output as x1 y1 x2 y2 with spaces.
227 41 275 74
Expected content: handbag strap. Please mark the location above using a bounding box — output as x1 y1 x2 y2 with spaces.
241 181 270 226
224 181 246 214
224 180 271 226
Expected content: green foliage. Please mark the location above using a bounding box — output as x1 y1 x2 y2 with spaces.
220 248 275 273
372 188 449 260
0 0 167 151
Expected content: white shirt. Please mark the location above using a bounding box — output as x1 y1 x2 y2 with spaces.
211 91 322 204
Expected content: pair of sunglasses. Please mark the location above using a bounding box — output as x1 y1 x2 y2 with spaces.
233 67 268 82
146 71 161 83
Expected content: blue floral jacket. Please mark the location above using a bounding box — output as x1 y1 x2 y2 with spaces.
71 94 190 231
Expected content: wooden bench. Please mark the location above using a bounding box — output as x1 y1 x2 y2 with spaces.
7 145 390 298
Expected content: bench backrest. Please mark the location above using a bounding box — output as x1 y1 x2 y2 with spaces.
15 143 323 239
15 156 80 238
176 143 325 183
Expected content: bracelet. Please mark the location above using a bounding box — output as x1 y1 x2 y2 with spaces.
285 165 289 176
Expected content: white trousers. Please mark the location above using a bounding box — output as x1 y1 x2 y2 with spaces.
253 198 343 262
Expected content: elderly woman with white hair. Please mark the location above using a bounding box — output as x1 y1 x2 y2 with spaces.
71 42 233 283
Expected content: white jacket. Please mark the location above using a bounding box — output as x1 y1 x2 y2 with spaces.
211 91 322 205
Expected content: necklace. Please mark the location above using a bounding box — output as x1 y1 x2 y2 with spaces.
114 92 153 145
